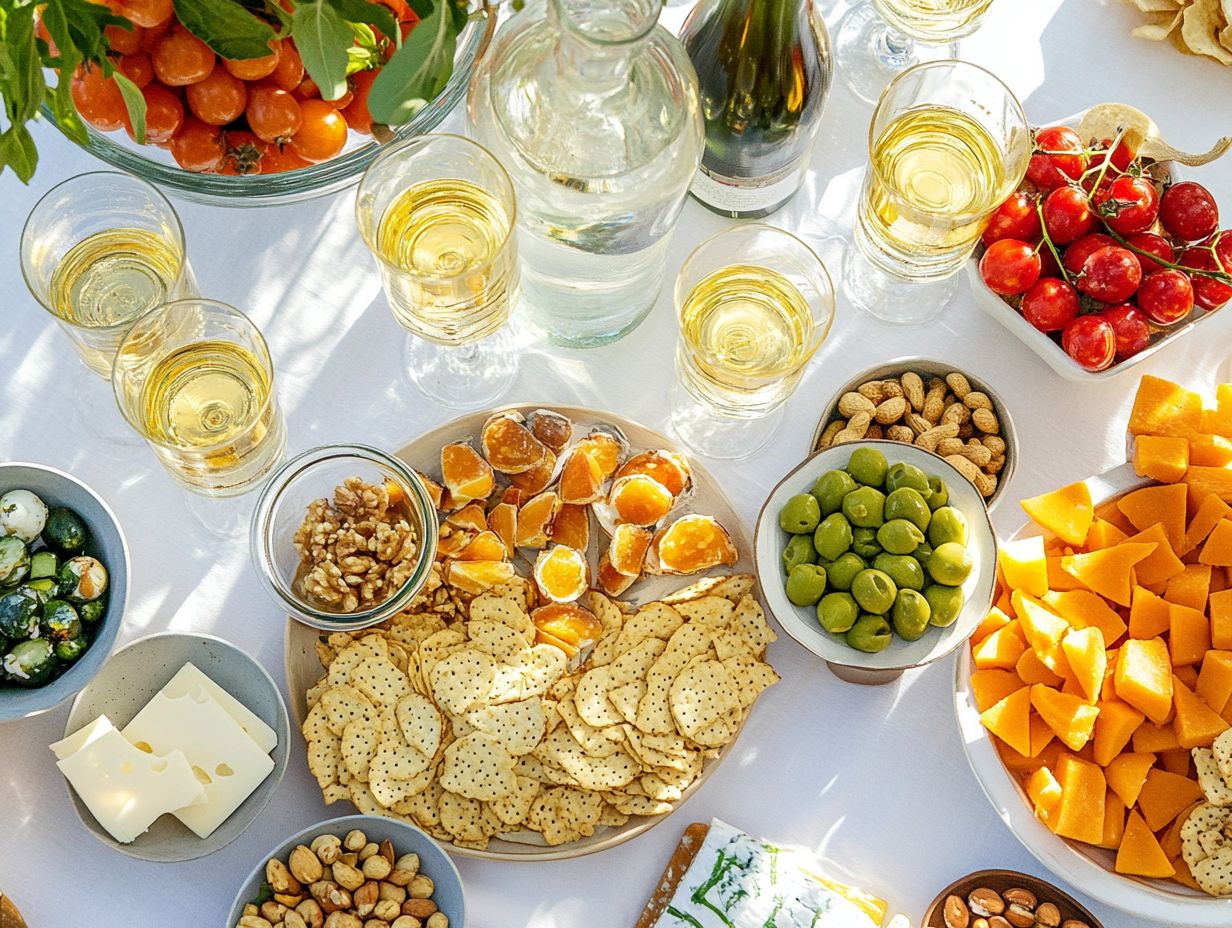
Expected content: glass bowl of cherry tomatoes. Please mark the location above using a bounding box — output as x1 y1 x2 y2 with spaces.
967 111 1230 380
39 0 495 207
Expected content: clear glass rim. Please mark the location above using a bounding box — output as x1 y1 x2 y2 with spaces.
355 132 518 284
865 58 1029 205
249 443 441 629
111 298 278 452
551 0 660 46
19 170 189 325
676 222 837 357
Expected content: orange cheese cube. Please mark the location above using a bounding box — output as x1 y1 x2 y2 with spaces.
1212 590 1232 649
1189 434 1232 467
1200 519 1232 567
1026 766 1062 824
1052 754 1106 845
979 686 1032 757
971 607 1012 646
1171 675 1229 748
1061 543 1157 607
1031 684 1100 751
1159 749 1192 777
1164 564 1212 612
1115 810 1176 878
1061 626 1107 704
1099 790 1128 850
1016 647 1063 686
1183 494 1232 555
972 621 1027 671
1117 483 1189 553
1195 650 1232 716
1122 523 1186 586
1128 375 1202 438
970 669 1025 713
1136 767 1205 831
1132 721 1181 753
1134 435 1190 483
1115 638 1174 725
999 536 1049 597
1169 603 1212 667
1129 586 1171 639
1043 589 1127 646
1092 698 1144 766
1105 751 1155 807
1020 481 1093 547
1085 519 1129 551
1185 466 1232 508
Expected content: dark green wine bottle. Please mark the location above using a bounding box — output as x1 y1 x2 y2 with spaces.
680 0 833 218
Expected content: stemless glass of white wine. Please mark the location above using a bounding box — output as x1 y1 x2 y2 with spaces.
356 133 519 410
670 224 835 460
19 172 197 442
835 0 998 104
112 299 287 534
844 60 1029 326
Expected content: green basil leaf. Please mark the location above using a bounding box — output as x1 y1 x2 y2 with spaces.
0 124 38 182
0 4 45 123
291 0 351 101
367 0 456 126
446 0 466 33
113 70 147 144
47 69 89 146
406 0 433 19
330 0 397 43
57 0 127 62
173 0 276 59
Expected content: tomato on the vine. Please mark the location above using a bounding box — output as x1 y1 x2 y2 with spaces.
1021 278 1079 332
151 26 215 86
1062 233 1116 276
1181 238 1232 311
1079 245 1142 304
269 43 305 92
979 240 1041 296
127 82 183 143
247 85 302 144
169 118 224 171
104 23 142 56
1026 126 1087 190
117 53 154 88
70 65 127 131
1042 186 1095 244
114 0 172 28
220 130 268 175
1062 315 1116 372
1101 303 1152 360
1124 232 1175 276
1093 175 1159 235
342 69 378 134
1097 137 1137 173
982 191 1041 246
186 67 247 126
290 99 347 163
1160 181 1219 242
223 40 282 81
262 144 311 173
1137 268 1194 325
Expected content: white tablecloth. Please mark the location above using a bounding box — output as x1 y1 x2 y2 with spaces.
3 1 1231 925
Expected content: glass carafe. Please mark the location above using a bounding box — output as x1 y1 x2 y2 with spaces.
468 0 705 348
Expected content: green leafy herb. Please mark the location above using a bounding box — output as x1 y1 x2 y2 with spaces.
112 70 145 144
291 0 353 101
173 0 276 60
329 0 397 43
367 0 457 126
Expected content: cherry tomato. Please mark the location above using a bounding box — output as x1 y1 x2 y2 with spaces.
35 16 59 58
1026 126 1087 190
1079 245 1142 304
246 85 302 143
1097 137 1137 173
982 191 1041 247
1180 241 1232 311
342 69 378 134
221 130 269 175
1093 175 1159 235
290 99 346 163
139 16 172 51
1038 244 1062 280
1062 233 1117 277
70 64 127 131
117 52 154 88
186 67 247 126
269 42 304 92
1124 232 1175 276
373 0 414 19
105 23 142 56
170 117 225 172
1101 303 1152 360
980 240 1041 296
126 82 183 143
1136 268 1194 325
1042 186 1095 244
293 75 319 100
152 26 215 86
262 143 311 173
1021 278 1079 333
1160 181 1219 242
1062 315 1116 372
223 41 282 81
114 0 172 28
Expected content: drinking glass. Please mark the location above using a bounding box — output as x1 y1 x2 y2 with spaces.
19 171 197 443
356 133 519 409
112 299 287 534
835 0 997 104
670 224 835 460
845 60 1029 326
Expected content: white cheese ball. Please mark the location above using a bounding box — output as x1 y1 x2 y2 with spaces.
0 490 48 543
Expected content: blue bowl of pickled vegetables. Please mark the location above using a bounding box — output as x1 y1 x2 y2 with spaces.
0 463 129 723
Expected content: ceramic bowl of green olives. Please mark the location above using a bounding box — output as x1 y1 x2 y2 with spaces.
0 463 129 723
755 441 997 683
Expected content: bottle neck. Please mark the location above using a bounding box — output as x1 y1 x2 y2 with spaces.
548 0 657 88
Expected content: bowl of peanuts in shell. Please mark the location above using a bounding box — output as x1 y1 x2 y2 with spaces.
812 358 1018 509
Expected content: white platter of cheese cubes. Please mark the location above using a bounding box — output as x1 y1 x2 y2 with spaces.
53 631 290 861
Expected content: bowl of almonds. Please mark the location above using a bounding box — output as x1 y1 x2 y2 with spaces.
812 359 1018 508
226 814 464 928
923 870 1103 928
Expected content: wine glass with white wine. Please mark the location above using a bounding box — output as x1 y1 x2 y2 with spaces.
670 224 835 460
835 0 997 104
356 133 519 410
844 60 1029 326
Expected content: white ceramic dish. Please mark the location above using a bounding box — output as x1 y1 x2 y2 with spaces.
225 814 465 928
63 631 290 862
755 440 998 684
954 462 1232 926
284 403 766 860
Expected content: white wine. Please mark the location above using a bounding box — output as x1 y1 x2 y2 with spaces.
679 263 815 408
858 104 1009 279
874 0 995 42
47 228 184 375
376 178 515 345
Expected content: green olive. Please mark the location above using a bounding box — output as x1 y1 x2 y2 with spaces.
850 568 897 614
847 447 888 488
891 589 932 641
786 563 827 606
885 462 932 498
927 506 968 547
779 493 821 534
914 540 934 564
884 487 932 532
924 584 965 627
811 469 858 516
851 526 882 560
817 592 859 634
826 552 866 591
928 541 973 586
927 476 950 511
813 513 853 562
846 614 893 652
876 519 925 555
841 485 886 529
782 535 817 574
873 553 926 591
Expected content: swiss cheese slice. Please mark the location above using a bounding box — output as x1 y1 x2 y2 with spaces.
158 662 278 753
50 715 117 760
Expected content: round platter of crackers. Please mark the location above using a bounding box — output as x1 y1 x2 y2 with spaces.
284 404 781 860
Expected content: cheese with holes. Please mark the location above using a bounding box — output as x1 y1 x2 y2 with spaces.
122 690 275 839
159 662 277 753
49 714 118 760
54 725 205 844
